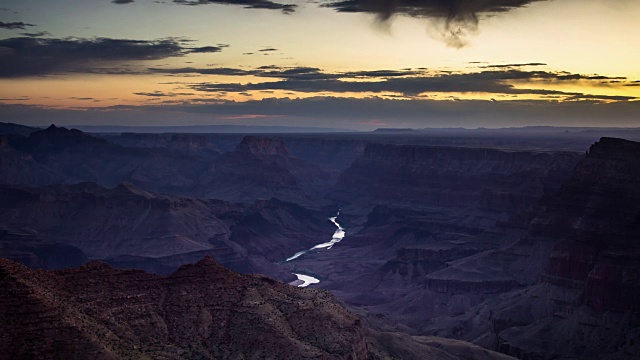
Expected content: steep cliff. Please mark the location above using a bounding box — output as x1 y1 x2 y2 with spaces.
336 143 579 213
417 137 640 359
202 135 334 204
3 125 212 193
310 144 579 316
491 137 640 359
283 136 367 170
107 133 221 153
0 135 64 186
0 182 233 259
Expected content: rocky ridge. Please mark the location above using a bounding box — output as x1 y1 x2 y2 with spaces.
0 257 514 360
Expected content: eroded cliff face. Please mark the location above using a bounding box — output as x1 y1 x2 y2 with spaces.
0 135 64 186
107 133 221 153
293 138 639 359
2 125 212 192
0 257 514 360
336 143 579 213
230 198 336 262
283 136 367 170
0 182 233 259
419 137 640 360
1 127 333 204
535 137 640 313
312 144 579 316
495 138 640 359
0 183 333 281
203 135 336 204
235 135 291 157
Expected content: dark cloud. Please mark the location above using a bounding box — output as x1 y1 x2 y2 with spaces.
149 67 254 76
133 91 194 97
114 0 297 13
0 21 35 30
189 45 225 53
181 68 634 101
481 62 547 68
173 0 296 14
0 96 30 101
344 69 423 77
564 94 636 101
324 0 542 20
323 0 545 47
134 91 175 97
187 76 532 96
138 65 636 102
259 67 340 80
18 31 51 37
259 47 278 52
0 37 225 77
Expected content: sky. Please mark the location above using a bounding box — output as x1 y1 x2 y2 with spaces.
0 0 639 130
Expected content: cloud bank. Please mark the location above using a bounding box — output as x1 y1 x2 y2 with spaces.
0 37 224 77
145 65 636 102
113 0 297 14
0 21 35 30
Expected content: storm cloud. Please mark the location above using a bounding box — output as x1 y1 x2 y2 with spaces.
113 0 297 13
0 37 225 77
323 0 545 47
0 21 35 30
174 0 296 13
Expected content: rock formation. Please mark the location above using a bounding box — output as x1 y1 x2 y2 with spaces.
412 137 640 359
0 257 514 360
0 182 333 281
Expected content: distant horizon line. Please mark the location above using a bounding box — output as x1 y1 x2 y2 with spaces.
4 122 640 134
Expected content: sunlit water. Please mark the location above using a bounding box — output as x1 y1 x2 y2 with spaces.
293 273 320 287
287 211 344 287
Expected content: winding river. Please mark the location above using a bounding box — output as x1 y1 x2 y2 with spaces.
288 211 344 287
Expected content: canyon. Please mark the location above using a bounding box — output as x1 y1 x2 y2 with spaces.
1 122 638 359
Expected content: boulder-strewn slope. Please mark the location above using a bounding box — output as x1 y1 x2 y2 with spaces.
0 257 514 360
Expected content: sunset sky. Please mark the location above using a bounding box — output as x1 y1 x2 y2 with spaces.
1 0 639 130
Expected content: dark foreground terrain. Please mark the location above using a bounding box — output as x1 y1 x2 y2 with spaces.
1 122 639 359
0 257 513 360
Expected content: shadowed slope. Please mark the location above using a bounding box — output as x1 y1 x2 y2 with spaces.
0 257 514 360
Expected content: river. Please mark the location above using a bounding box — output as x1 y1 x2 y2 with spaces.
287 211 344 287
